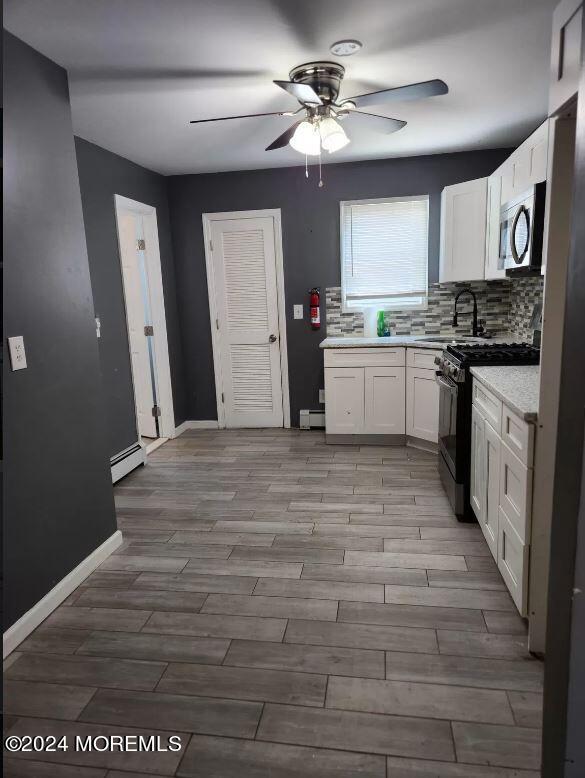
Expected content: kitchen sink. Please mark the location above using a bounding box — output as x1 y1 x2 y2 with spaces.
413 336 486 343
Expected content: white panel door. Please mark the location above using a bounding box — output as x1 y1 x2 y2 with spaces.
364 366 405 435
118 211 157 438
324 368 364 434
406 367 439 442
439 177 487 282
483 420 501 560
210 216 283 428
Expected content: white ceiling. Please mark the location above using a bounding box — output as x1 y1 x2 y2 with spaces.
5 0 558 175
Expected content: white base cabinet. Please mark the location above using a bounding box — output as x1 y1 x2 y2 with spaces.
470 377 535 615
324 347 440 443
365 366 405 435
323 367 364 434
406 366 439 443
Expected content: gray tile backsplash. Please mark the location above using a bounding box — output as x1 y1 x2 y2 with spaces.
326 276 543 343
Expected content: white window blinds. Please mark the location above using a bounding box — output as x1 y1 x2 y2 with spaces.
341 196 429 309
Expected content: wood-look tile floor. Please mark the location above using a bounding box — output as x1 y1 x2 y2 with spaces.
4 429 544 777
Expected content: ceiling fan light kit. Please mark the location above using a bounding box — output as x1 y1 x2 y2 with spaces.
189 59 448 186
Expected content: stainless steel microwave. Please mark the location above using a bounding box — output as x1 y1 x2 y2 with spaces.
499 182 546 274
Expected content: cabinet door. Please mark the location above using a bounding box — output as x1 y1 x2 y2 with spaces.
485 172 505 279
406 367 439 443
324 367 364 434
440 177 487 282
498 507 529 616
470 405 486 523
499 442 533 543
483 421 501 560
364 366 405 435
549 0 583 115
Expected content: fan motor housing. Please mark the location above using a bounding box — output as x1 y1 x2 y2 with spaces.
289 61 345 104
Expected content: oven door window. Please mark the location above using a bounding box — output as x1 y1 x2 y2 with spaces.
511 205 531 264
437 374 459 479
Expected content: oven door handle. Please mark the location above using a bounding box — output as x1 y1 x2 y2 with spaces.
435 373 457 394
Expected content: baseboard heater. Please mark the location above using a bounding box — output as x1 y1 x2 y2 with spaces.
299 409 325 429
110 441 145 483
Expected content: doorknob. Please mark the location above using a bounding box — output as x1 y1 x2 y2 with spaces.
269 334 277 343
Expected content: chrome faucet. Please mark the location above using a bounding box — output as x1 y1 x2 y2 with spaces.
452 288 484 337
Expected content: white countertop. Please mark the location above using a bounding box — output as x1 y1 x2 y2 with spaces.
320 335 463 350
470 365 540 422
319 335 513 350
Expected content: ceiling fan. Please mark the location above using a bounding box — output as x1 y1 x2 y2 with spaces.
189 61 448 157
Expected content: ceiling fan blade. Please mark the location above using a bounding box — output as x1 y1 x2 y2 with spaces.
345 110 407 133
274 80 322 105
266 120 303 151
344 79 448 109
190 111 292 125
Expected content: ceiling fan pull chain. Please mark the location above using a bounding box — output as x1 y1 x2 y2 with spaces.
305 153 309 178
318 149 324 188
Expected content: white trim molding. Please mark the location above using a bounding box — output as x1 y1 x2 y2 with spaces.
3 531 123 658
174 420 219 437
202 208 291 429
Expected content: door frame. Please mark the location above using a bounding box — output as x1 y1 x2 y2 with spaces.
114 194 175 440
202 208 290 429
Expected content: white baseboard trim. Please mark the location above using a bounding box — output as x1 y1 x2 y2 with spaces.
3 530 123 658
145 437 168 455
111 445 146 483
174 420 219 437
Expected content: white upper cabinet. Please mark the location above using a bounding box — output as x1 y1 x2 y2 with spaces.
485 121 550 280
440 177 488 283
549 0 583 115
500 122 550 205
484 172 505 280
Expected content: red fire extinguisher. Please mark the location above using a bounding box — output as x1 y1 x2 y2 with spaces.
310 287 321 330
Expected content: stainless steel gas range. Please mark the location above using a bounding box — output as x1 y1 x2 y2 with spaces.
434 343 540 522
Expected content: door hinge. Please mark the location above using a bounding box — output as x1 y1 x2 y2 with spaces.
144 325 154 336
215 318 220 330
152 405 161 418
221 393 225 403
136 239 146 251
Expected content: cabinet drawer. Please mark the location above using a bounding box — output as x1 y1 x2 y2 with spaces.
499 442 533 543
324 347 405 368
472 380 503 434
406 348 442 370
498 507 529 616
501 406 534 466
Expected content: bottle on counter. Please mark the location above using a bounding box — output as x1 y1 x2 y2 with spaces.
377 310 385 337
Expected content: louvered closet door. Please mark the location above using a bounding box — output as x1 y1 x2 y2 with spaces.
210 217 284 428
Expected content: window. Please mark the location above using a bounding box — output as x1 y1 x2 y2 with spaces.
340 196 429 311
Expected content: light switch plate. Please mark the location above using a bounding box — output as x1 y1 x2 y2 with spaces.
8 336 27 370
293 304 304 320
319 389 325 404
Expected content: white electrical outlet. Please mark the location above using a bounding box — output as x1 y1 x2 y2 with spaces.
293 304 304 320
8 336 27 371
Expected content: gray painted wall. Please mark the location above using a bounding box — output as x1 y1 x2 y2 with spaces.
3 32 117 628
75 138 187 457
167 149 511 424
